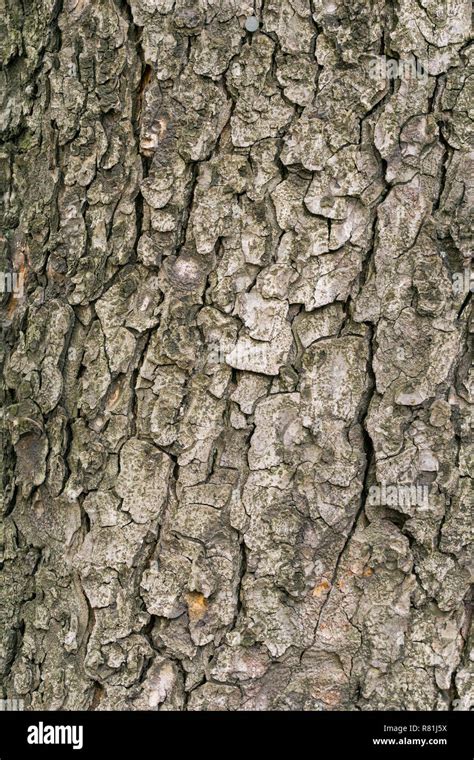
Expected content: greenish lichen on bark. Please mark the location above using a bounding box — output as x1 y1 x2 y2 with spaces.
0 0 472 711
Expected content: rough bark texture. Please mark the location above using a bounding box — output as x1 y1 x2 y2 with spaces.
0 0 472 711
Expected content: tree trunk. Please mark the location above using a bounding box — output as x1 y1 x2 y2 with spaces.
1 0 471 711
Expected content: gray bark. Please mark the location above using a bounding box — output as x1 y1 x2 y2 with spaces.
0 0 472 711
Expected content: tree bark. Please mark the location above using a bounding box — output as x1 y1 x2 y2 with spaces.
1 0 472 711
